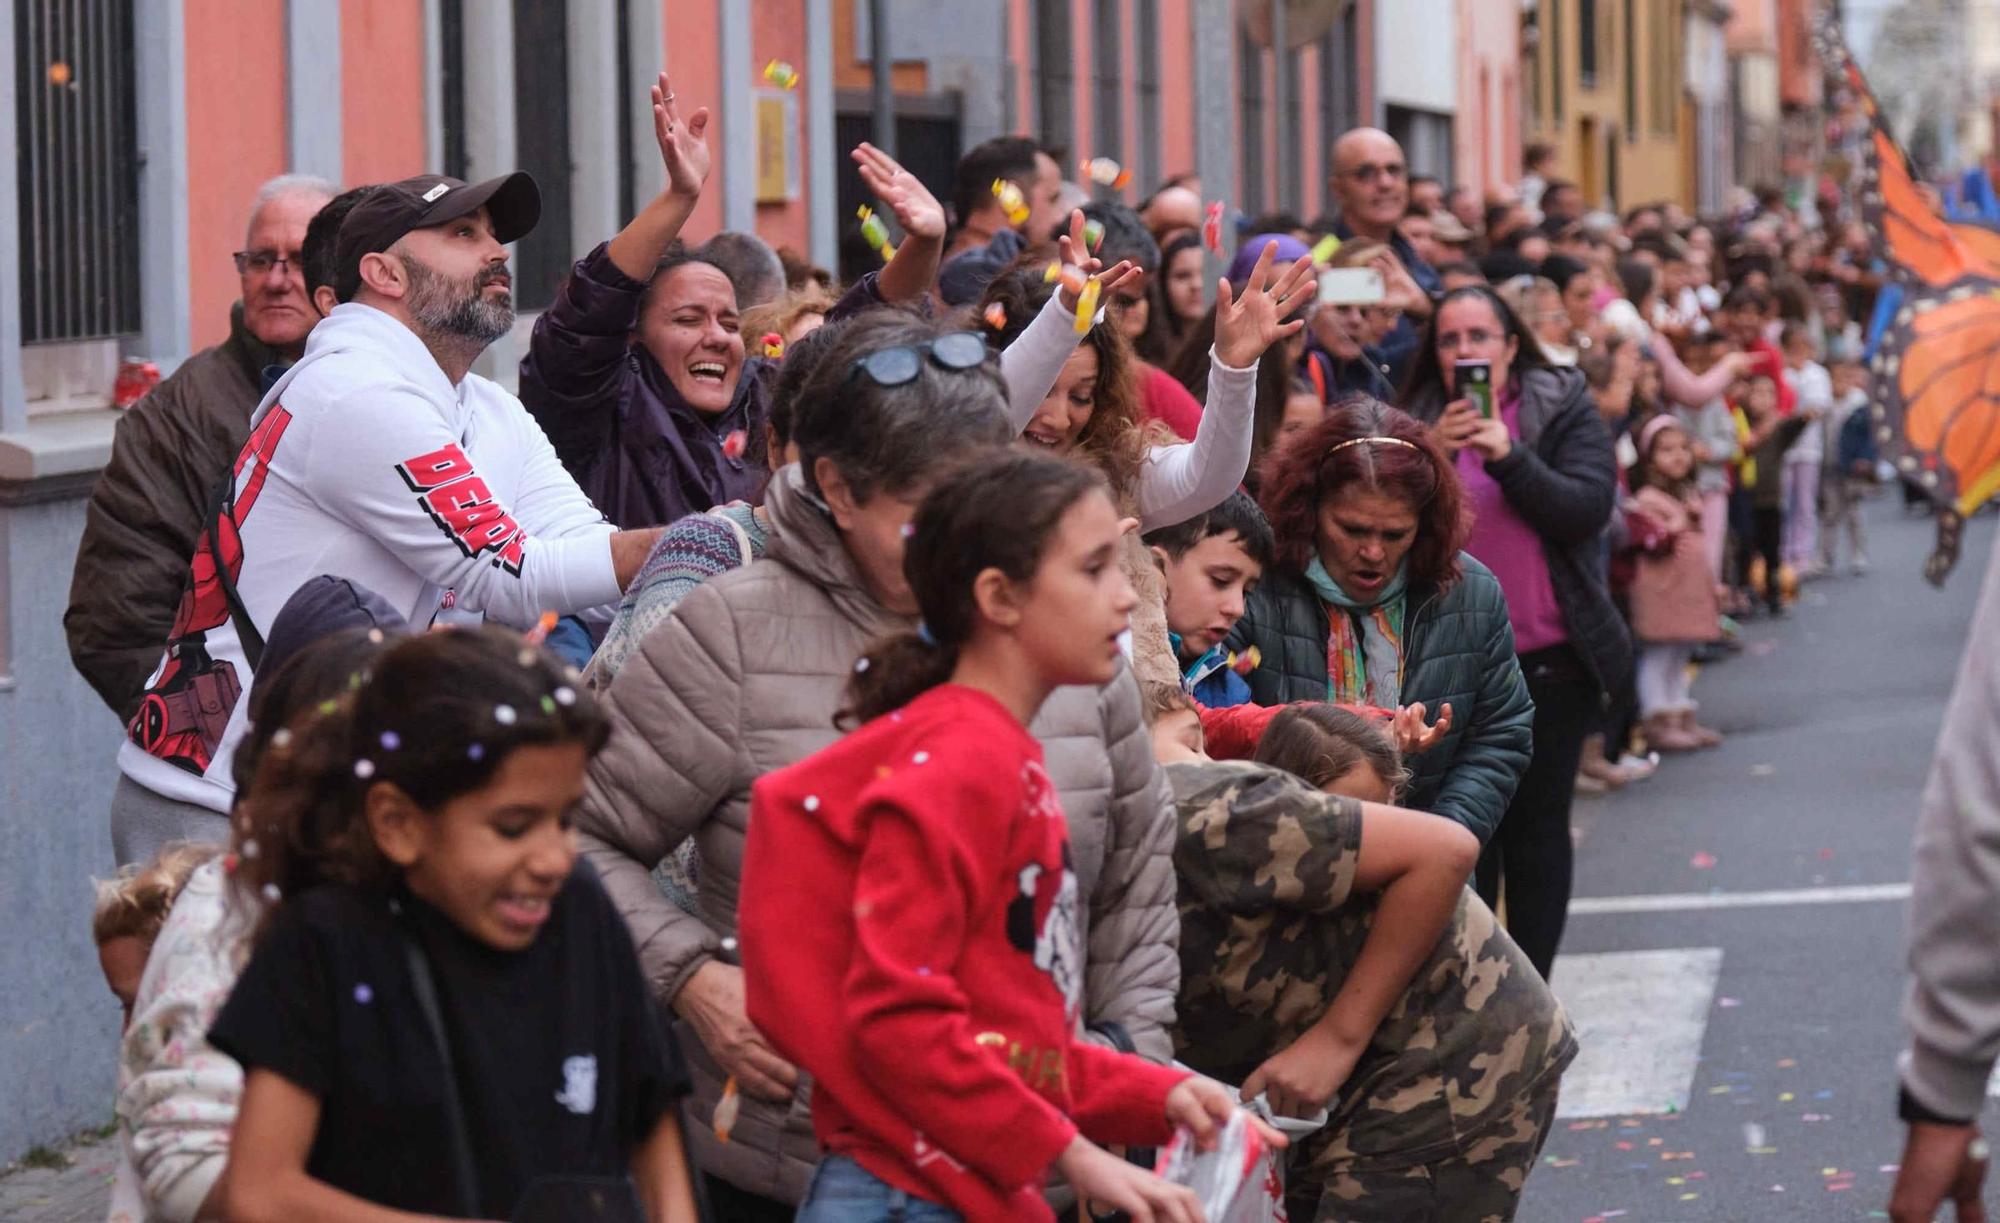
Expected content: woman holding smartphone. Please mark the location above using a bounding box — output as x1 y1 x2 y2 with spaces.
1400 285 1628 981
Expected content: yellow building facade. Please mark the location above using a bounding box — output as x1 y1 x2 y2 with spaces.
1526 0 1691 211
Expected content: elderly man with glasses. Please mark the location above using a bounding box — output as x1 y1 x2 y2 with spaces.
1328 128 1440 384
67 174 334 723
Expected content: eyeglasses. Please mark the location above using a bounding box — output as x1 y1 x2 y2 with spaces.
233 249 302 277
843 331 991 389
1344 162 1407 184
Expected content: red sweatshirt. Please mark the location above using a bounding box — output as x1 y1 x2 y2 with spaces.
740 684 1187 1221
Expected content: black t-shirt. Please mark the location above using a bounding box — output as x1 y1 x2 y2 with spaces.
209 862 688 1218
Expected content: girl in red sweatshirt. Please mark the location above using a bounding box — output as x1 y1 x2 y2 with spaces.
740 452 1266 1223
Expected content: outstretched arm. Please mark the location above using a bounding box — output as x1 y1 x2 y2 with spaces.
606 72 711 281
854 143 947 305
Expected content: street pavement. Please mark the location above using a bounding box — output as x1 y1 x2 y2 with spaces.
1520 496 1997 1223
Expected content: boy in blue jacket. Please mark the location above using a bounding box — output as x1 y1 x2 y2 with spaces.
1146 490 1274 708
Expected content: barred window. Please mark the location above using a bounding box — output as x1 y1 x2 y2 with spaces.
14 0 142 345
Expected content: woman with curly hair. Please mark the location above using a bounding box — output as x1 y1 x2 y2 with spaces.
977 240 1315 686
1224 397 1534 850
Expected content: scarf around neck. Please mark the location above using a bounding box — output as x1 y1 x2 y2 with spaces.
1305 557 1409 708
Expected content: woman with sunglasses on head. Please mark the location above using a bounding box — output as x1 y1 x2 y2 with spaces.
1222 398 1534 869
1400 284 1629 980
573 312 1188 1219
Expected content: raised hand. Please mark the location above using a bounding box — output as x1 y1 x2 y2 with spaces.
853 143 945 241
1054 210 1142 315
1391 702 1454 756
1214 242 1317 368
652 72 712 200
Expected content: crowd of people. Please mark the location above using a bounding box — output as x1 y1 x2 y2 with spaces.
65 67 1899 1223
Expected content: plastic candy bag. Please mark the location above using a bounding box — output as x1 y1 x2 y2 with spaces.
1153 1110 1288 1223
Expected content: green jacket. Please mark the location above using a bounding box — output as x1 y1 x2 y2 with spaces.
1223 556 1532 844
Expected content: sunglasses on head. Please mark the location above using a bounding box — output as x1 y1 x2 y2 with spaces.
843 332 991 389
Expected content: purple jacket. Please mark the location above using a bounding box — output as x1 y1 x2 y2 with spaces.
519 242 880 529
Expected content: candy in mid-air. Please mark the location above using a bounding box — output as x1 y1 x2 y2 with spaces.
761 331 785 359
1228 644 1262 676
992 178 1030 226
721 430 748 460
1080 157 1132 191
1082 218 1105 252
1202 201 1225 255
1074 278 1102 334
1310 234 1342 264
856 205 895 262
1043 260 1086 298
762 60 800 89
983 302 1008 330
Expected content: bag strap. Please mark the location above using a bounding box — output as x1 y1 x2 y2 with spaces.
205 474 266 671
400 925 482 1218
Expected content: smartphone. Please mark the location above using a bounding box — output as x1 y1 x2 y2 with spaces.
1317 267 1385 306
1456 360 1493 418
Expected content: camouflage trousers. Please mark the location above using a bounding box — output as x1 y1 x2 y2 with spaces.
1290 1080 1560 1223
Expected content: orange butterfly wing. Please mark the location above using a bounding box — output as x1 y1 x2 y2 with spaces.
1867 129 2000 286
1877 291 2000 514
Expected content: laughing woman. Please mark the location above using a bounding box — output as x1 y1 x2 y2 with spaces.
520 75 1091 530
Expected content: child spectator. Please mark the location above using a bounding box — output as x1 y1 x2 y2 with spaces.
1627 416 1725 750
1144 490 1276 708
1250 702 1410 803
1147 684 1575 1223
113 576 406 1223
1732 371 1809 615
1780 322 1833 577
1822 350 1874 575
1277 376 1328 449
740 453 1259 1222
1671 331 1742 584
210 627 697 1222
93 845 218 1029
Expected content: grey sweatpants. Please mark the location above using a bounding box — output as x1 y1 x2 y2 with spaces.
109 774 229 867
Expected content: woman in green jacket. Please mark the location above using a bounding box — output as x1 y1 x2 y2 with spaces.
1225 397 1534 847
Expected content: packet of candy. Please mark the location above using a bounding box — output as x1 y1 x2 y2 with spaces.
1153 1110 1289 1223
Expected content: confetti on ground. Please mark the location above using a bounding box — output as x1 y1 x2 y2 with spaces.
1743 1122 1767 1148
1691 851 1718 869
1716 997 1740 1007
1751 763 1777 776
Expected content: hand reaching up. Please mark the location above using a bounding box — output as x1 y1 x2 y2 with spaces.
652 72 711 200
1054 210 1142 315
1214 242 1317 368
853 143 945 241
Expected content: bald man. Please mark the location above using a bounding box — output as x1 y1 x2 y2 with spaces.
1142 183 1205 247
1329 127 1439 383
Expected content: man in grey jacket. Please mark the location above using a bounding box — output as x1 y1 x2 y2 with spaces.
1891 526 2000 1222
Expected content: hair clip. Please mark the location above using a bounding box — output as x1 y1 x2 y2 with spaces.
1326 436 1421 458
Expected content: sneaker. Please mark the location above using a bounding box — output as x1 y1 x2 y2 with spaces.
1615 752 1661 781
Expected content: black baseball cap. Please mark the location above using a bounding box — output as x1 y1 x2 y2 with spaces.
334 171 540 302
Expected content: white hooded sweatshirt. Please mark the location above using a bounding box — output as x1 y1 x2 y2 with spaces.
117 302 620 813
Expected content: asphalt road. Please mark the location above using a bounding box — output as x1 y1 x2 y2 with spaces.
1519 496 1997 1223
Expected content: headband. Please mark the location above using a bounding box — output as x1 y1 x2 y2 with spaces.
1326 436 1420 459
1637 413 1685 456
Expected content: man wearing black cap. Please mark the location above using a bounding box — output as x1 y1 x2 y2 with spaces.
109 170 665 863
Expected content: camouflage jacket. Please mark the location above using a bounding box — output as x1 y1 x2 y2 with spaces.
1165 760 1578 1167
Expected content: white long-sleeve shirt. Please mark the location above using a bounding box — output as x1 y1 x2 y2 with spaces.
117 303 622 812
1000 294 1259 532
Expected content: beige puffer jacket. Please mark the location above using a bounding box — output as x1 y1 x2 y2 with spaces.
576 465 1181 1203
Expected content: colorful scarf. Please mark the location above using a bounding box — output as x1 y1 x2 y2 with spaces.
1305 557 1408 708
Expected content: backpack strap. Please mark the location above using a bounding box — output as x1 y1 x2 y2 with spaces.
204 473 266 672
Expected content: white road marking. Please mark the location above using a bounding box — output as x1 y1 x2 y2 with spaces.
1552 948 1723 1119
1568 882 1912 916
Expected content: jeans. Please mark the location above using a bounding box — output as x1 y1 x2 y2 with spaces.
1475 645 1598 980
797 1157 962 1223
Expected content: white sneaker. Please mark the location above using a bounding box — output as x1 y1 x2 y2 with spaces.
1615 752 1661 782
